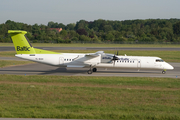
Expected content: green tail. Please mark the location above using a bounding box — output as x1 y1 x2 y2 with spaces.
8 30 58 54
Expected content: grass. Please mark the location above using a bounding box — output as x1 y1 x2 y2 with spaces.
0 75 180 119
1 50 179 62
1 42 180 47
0 60 33 68
54 50 180 62
0 51 16 57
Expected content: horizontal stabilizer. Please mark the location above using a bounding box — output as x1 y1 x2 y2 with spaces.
8 30 27 34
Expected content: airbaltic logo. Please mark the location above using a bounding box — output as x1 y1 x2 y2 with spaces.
17 46 30 51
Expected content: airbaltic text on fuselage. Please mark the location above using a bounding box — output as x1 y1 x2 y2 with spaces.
17 46 30 51
102 57 130 60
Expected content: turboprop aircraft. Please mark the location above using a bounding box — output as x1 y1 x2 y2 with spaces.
8 30 174 74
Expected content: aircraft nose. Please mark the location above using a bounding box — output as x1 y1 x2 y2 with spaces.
164 63 174 70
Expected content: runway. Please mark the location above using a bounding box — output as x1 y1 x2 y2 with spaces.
0 47 179 78
0 61 179 78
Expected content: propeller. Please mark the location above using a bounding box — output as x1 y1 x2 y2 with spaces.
111 51 119 66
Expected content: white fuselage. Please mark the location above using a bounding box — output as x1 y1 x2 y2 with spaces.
15 53 174 70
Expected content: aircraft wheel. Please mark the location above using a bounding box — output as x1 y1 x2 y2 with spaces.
87 70 92 74
93 68 97 72
162 70 166 74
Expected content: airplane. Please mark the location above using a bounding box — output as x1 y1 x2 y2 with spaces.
8 30 174 74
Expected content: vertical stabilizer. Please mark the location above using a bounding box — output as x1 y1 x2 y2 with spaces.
8 30 36 54
8 30 59 54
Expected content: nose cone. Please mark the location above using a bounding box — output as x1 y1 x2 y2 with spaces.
164 63 174 70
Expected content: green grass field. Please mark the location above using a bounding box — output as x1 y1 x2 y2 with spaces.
1 43 180 48
0 51 16 57
0 75 180 119
54 50 180 63
0 43 179 119
0 60 33 68
1 50 179 62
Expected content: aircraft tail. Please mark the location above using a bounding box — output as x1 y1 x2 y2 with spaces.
8 30 58 54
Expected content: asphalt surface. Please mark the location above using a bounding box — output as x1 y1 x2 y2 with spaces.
0 47 179 78
1 46 180 51
0 61 179 78
0 57 26 61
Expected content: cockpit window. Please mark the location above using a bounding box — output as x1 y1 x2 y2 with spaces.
156 59 164 62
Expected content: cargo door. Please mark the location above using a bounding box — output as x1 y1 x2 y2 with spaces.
59 57 64 64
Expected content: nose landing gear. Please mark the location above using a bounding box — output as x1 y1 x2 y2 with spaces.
162 70 166 74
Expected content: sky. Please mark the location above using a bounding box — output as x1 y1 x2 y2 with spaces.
0 0 180 25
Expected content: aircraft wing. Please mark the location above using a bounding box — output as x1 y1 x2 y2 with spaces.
67 55 100 68
68 51 103 67
85 53 100 57
85 51 104 57
83 51 103 66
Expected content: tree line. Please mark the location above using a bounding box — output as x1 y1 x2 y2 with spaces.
0 19 180 44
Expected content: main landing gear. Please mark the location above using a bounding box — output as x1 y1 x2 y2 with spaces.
162 70 166 74
93 68 97 72
87 66 97 74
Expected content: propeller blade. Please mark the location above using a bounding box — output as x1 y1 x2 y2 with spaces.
111 51 119 66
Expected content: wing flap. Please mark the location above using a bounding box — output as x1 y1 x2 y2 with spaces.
67 65 85 68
